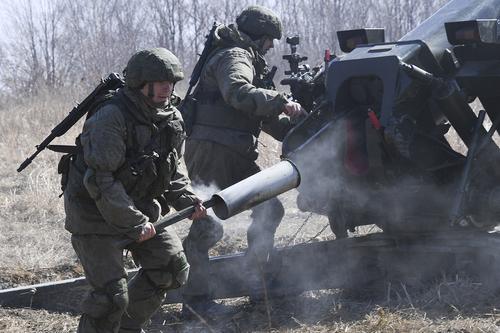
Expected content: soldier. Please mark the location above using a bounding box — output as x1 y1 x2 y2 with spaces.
182 5 305 313
63 48 206 333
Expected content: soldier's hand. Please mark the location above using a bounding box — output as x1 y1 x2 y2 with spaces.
283 101 307 118
190 199 207 220
138 222 156 242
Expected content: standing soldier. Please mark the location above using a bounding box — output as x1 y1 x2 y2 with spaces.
182 5 305 314
63 48 206 333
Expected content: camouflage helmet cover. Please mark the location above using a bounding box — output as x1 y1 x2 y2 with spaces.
125 48 184 88
236 5 283 40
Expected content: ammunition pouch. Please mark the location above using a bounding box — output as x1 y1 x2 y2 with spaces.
51 143 82 194
164 117 187 151
114 149 178 201
57 153 74 193
113 102 184 201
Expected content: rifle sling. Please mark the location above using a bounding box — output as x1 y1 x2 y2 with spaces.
47 144 81 154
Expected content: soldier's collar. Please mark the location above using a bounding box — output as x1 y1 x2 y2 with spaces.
123 87 174 123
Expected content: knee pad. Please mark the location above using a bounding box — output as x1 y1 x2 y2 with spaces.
108 278 129 312
170 251 190 289
140 252 190 291
81 278 128 319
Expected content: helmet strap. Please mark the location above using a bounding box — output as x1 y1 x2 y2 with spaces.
256 37 268 55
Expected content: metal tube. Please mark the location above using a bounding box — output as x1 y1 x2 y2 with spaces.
449 110 486 225
435 84 486 147
212 160 301 219
400 61 486 147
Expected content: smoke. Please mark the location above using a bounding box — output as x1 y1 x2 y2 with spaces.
190 181 252 246
191 182 220 202
288 113 457 237
256 109 466 314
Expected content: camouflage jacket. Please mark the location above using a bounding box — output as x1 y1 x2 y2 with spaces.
64 88 198 240
190 24 292 160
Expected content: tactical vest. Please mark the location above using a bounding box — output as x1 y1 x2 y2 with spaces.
193 47 269 137
63 91 185 202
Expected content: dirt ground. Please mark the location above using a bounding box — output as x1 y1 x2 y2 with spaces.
2 282 500 333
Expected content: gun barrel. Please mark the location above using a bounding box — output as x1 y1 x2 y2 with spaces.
400 0 500 62
17 134 56 172
449 110 486 224
17 155 37 173
212 160 301 219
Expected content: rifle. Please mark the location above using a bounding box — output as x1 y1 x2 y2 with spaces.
179 22 219 136
17 73 124 172
183 22 219 99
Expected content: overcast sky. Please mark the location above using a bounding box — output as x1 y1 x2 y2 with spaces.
0 0 43 40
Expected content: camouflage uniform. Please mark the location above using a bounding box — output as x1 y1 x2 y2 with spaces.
183 6 292 302
64 48 197 333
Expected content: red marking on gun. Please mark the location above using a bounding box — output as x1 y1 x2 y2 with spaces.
367 109 381 130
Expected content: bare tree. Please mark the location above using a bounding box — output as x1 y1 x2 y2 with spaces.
0 0 453 98
62 0 146 85
0 0 71 93
39 0 68 88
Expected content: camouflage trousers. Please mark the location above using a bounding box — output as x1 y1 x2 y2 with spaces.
182 139 284 299
71 228 189 333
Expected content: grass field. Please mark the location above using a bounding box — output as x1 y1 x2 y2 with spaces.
1 90 500 332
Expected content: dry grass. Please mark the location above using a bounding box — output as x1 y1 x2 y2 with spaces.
0 90 84 287
3 277 500 332
0 308 78 333
149 277 500 332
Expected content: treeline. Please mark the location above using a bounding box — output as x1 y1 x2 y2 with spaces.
0 0 448 98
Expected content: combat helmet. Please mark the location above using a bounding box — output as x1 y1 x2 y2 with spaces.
125 48 184 88
236 5 282 40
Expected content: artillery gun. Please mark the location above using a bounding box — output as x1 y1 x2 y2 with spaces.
3 0 500 313
284 0 500 239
